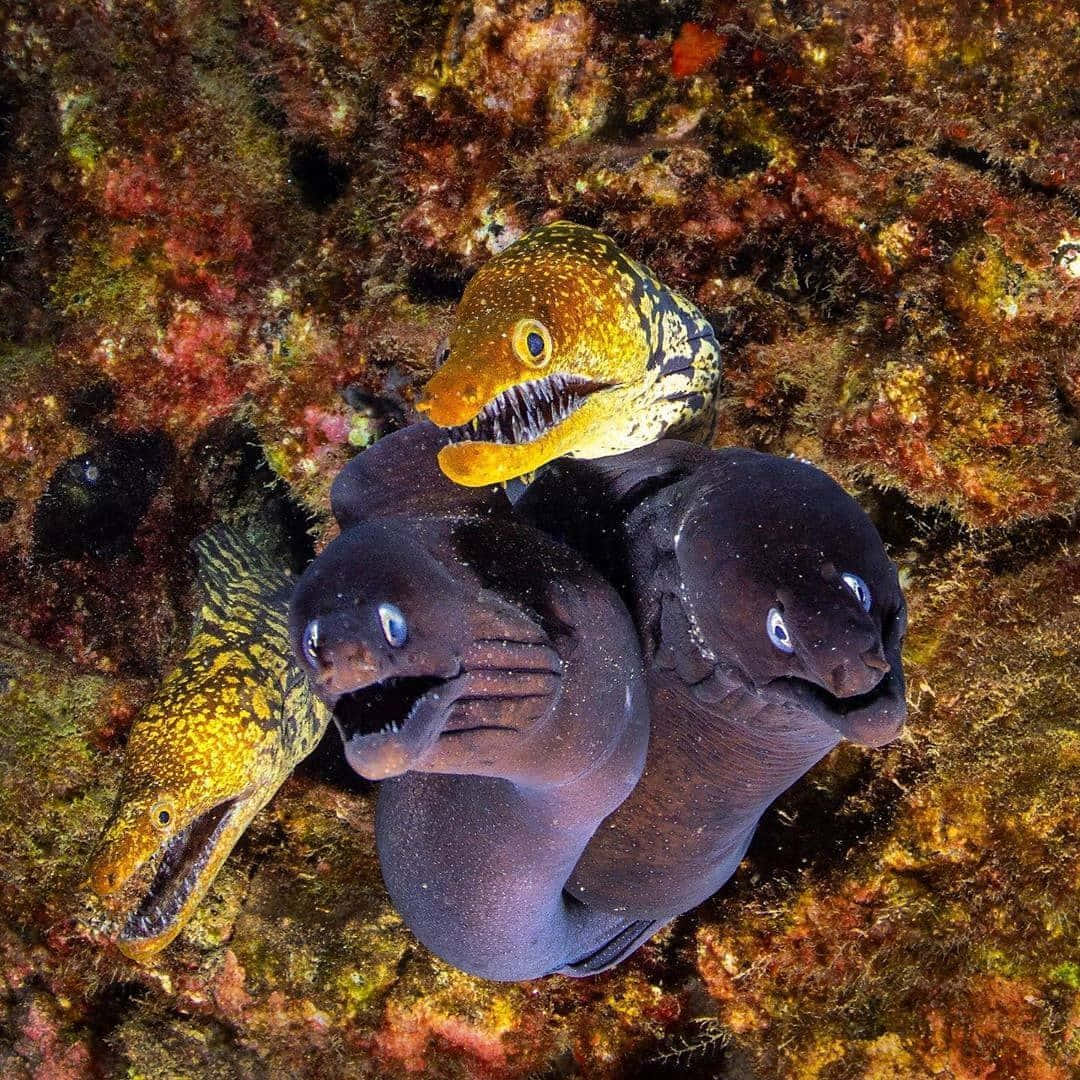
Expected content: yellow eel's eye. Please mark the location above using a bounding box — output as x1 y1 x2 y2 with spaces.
511 319 552 369
150 799 176 831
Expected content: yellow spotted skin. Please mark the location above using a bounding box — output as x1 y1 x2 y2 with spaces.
417 222 721 486
86 526 330 962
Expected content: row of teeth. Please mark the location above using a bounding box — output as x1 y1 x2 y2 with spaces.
445 374 605 446
121 805 232 940
123 863 202 939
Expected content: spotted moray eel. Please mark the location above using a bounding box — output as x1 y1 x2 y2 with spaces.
85 526 330 961
417 221 722 487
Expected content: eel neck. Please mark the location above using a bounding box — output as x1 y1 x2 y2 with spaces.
654 670 842 828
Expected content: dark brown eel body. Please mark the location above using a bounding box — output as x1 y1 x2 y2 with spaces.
519 441 908 929
288 424 653 979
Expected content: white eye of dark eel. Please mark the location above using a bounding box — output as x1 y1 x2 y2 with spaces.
766 607 795 654
378 602 408 647
302 619 320 667
841 572 872 612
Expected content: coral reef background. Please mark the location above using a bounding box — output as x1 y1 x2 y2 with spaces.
1 1 1078 1076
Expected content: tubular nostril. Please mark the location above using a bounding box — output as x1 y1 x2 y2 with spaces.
862 647 891 673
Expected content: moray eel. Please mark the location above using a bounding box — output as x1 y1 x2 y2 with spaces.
289 424 653 980
518 442 907 946
416 221 721 487
86 527 330 962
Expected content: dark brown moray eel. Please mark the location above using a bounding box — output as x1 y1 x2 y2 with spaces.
519 441 907 936
288 424 654 980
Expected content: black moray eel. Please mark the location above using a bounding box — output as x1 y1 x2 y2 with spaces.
288 423 654 980
518 440 907 945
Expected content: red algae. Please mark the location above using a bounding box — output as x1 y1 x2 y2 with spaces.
672 23 728 79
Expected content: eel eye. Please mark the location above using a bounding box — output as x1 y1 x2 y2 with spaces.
434 336 450 366
302 619 321 668
766 607 795 654
150 799 176 831
511 318 551 368
378 602 408 647
841 572 872 612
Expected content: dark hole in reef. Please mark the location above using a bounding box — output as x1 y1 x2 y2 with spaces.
737 746 905 888
186 419 317 575
711 141 773 178
986 511 1080 577
289 141 350 213
83 979 150 1068
858 484 963 560
0 498 14 524
65 378 117 430
606 0 698 38
405 265 468 304
341 384 408 441
638 1009 737 1079
32 430 172 561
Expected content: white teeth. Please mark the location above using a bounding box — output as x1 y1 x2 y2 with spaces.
445 374 604 446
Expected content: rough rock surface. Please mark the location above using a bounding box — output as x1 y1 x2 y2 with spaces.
1 1 1078 1076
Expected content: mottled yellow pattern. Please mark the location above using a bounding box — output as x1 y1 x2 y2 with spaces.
417 221 721 486
87 527 330 962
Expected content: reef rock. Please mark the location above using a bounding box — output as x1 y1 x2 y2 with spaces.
1 0 1079 1076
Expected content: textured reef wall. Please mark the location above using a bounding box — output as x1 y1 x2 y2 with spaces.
1 1 1078 1077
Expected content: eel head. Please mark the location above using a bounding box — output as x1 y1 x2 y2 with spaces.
86 663 285 961
416 223 653 485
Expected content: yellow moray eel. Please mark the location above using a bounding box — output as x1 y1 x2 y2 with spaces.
417 221 721 486
86 526 330 962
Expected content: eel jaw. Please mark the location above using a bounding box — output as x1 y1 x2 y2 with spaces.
776 662 907 748
97 790 271 963
336 672 463 781
434 373 616 486
337 645 564 779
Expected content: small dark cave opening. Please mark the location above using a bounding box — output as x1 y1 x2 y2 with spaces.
32 430 173 562
405 264 469 304
185 419 317 576
289 140 351 213
738 746 905 891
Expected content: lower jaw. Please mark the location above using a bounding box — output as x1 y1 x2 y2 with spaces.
780 675 906 748
437 431 569 487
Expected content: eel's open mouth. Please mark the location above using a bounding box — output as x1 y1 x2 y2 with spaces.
336 671 461 780
443 374 614 446
338 674 448 740
336 647 563 780
119 796 240 945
